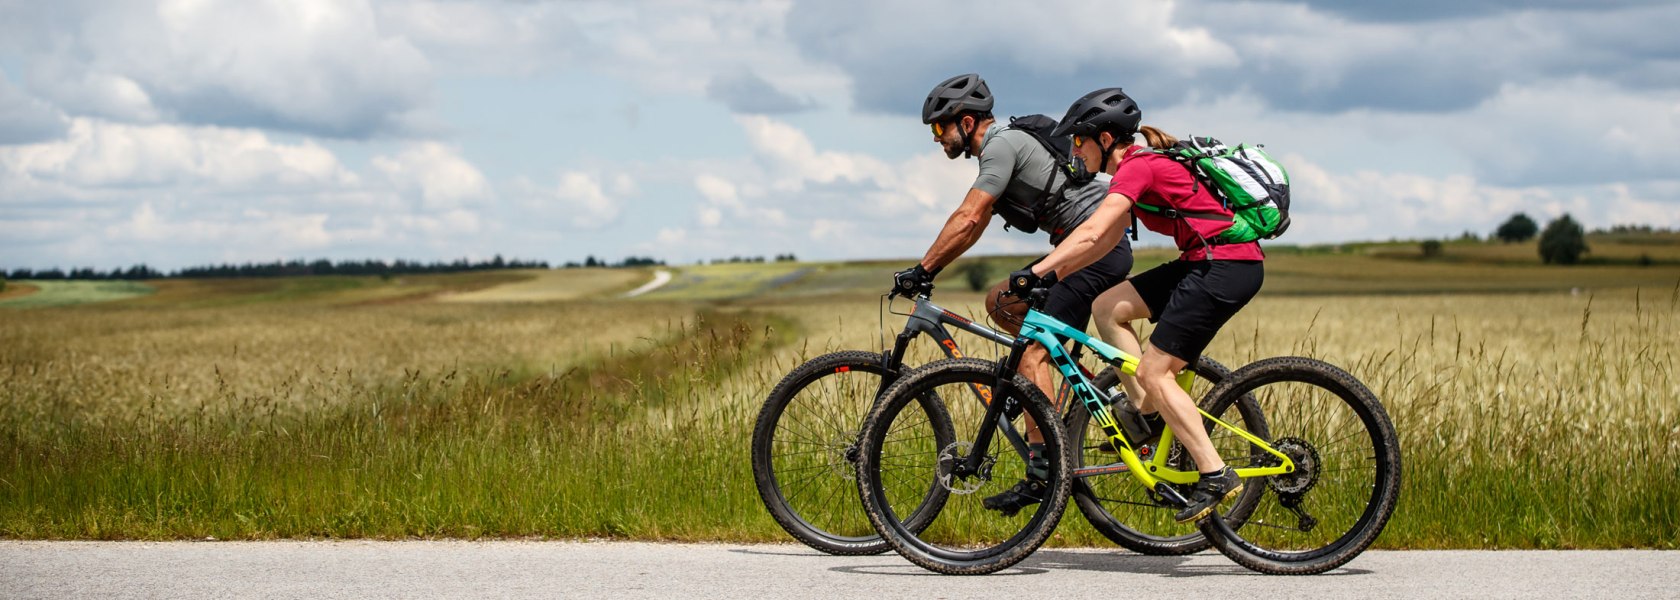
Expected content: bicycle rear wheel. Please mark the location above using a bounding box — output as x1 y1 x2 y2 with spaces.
751 351 954 555
856 358 1072 575
1196 357 1402 575
1066 356 1269 555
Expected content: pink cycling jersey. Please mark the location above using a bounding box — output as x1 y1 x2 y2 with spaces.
1109 145 1264 262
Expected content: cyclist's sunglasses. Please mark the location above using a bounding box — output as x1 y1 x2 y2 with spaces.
1072 135 1085 148
930 121 946 137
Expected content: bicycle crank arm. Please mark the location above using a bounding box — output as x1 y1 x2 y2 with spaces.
1153 482 1190 508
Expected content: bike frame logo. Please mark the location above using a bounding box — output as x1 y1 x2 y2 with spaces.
941 338 964 358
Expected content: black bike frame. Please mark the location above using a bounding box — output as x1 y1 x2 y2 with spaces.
879 292 1033 466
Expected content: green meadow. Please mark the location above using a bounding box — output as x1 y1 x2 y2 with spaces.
2 234 1677 548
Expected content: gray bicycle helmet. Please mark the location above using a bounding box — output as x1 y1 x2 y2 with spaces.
922 73 994 124
1052 87 1141 137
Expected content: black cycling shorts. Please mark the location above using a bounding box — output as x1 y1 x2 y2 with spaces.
1129 259 1264 363
1029 240 1133 335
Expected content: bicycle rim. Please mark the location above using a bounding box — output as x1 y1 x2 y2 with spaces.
1199 357 1402 575
753 351 951 555
858 358 1071 575
1070 356 1268 554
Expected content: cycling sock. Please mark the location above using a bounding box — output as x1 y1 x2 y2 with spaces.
1027 443 1049 480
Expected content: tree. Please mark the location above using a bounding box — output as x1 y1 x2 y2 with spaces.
1495 213 1539 243
1538 214 1589 265
1420 239 1443 258
962 262 990 292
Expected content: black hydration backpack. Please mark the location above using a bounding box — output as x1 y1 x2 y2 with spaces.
991 114 1097 233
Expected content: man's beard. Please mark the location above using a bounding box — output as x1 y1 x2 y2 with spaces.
942 141 963 159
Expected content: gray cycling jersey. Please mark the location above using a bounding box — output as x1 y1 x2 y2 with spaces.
973 123 1107 244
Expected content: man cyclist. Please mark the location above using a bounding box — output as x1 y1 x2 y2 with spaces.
890 73 1141 515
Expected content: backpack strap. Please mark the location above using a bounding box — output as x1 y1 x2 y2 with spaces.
1132 202 1234 222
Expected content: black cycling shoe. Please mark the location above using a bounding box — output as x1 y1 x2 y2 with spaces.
982 478 1049 517
1174 466 1243 523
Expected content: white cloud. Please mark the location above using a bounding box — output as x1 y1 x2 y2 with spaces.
22 0 432 137
510 171 627 230
105 201 333 249
653 116 1005 260
555 172 619 228
376 0 849 111
371 142 492 210
0 75 71 144
0 118 357 195
694 174 740 205
655 227 687 245
1283 153 1678 242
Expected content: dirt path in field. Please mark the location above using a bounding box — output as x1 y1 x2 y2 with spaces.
624 269 673 297
3 542 1675 599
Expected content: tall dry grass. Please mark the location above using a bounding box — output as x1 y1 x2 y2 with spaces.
2 279 1676 547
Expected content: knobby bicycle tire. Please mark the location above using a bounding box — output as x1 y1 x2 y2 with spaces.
751 350 954 555
1195 357 1402 575
1066 356 1270 555
856 358 1072 575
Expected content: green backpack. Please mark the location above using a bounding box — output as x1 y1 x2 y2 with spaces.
1135 136 1291 245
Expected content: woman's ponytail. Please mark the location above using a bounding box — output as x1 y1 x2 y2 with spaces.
1138 125 1178 149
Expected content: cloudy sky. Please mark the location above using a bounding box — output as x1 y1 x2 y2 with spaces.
2 0 1677 271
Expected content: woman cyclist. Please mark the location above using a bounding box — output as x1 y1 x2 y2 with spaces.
1010 88 1265 523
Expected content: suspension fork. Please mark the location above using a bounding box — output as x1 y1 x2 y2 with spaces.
955 336 1034 476
873 328 918 399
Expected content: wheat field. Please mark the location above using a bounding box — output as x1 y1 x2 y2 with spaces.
1 253 1677 547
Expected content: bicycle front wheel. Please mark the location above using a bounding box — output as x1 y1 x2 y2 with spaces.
751 351 954 555
856 358 1072 575
1196 357 1402 575
1067 356 1269 555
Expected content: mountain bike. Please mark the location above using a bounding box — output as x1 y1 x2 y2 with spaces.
853 281 1401 575
750 282 1259 556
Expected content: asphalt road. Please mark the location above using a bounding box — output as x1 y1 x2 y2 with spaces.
3 541 1675 599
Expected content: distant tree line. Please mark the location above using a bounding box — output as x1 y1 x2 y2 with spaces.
4 251 810 280
706 254 798 265
6 255 551 281
1592 224 1676 235
561 256 666 268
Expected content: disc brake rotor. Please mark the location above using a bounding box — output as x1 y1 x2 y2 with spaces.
936 441 993 495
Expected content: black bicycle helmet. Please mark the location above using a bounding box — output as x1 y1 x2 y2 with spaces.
922 73 994 124
1052 87 1141 138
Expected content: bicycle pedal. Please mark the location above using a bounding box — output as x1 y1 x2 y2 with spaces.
1153 482 1190 508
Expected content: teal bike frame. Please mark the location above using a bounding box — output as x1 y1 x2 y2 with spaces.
953 303 1298 504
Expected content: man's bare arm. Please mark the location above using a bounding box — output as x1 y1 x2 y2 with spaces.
918 187 998 270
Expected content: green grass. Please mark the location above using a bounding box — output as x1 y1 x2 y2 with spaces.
0 310 792 540
0 280 154 308
2 254 1677 548
124 272 527 308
